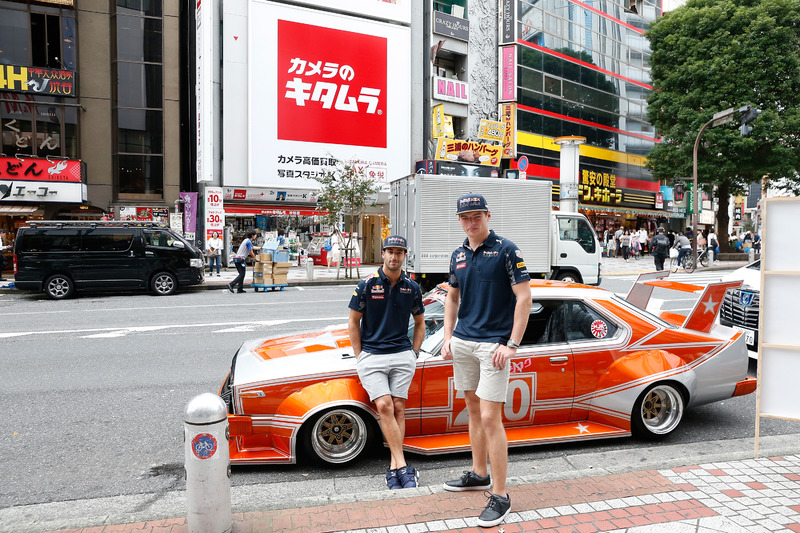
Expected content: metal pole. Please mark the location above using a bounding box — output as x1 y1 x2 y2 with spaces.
184 393 232 533
692 118 714 264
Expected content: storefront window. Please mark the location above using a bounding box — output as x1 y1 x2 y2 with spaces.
0 7 29 66
35 105 61 158
1 99 33 156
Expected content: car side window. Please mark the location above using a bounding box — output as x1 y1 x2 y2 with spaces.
144 230 175 247
80 230 135 252
520 301 568 345
564 301 617 342
19 229 80 252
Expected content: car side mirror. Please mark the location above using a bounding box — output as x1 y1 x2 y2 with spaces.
172 240 185 249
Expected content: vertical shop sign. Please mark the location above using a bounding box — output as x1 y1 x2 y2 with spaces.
432 104 446 139
500 103 516 158
499 46 516 102
195 0 214 182
180 192 198 240
500 0 516 44
205 186 225 248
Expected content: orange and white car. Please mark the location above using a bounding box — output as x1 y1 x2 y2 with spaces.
219 272 756 465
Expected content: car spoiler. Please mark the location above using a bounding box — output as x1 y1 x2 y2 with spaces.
625 271 743 333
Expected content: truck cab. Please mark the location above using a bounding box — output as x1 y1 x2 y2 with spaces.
550 212 602 285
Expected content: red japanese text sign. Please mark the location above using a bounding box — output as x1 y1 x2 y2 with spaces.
0 156 82 182
277 20 387 148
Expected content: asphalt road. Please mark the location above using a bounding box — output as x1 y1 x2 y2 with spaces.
0 273 795 516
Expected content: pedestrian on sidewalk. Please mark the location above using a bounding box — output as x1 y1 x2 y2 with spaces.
620 230 631 261
228 230 260 293
348 235 425 490
613 226 623 257
650 227 670 271
0 227 8 281
207 231 223 277
441 193 532 528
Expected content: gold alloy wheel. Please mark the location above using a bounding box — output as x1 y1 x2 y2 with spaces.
309 408 369 464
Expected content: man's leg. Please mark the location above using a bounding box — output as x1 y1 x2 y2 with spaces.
464 390 489 477
374 395 406 470
480 399 508 497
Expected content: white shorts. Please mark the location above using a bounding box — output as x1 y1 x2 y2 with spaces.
356 350 416 401
450 337 509 403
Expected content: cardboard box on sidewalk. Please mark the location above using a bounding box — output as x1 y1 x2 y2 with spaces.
273 274 288 285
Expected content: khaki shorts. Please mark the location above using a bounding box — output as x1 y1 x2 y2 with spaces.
450 337 509 403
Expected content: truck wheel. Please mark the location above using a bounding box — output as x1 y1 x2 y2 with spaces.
45 274 74 299
151 272 177 296
301 407 375 465
555 271 581 283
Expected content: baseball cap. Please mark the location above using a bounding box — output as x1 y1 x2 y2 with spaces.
456 193 489 214
382 234 407 250
657 227 665 233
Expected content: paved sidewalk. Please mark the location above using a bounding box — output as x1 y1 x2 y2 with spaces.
39 455 800 533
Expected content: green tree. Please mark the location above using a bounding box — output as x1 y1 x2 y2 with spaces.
646 0 800 250
316 159 379 278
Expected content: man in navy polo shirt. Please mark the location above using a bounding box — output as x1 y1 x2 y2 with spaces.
441 193 532 528
348 235 425 490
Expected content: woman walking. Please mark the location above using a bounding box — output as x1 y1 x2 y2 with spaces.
620 230 632 261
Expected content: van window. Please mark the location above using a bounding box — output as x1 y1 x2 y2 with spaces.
144 230 176 247
557 217 596 254
81 230 135 252
19 229 81 252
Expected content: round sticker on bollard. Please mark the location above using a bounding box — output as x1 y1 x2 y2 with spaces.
191 433 218 459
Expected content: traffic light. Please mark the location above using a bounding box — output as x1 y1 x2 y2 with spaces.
674 183 684 201
738 105 761 137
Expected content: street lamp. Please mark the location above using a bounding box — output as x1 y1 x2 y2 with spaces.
690 106 760 263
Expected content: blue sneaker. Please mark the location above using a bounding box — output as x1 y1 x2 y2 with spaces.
386 468 402 490
397 466 419 488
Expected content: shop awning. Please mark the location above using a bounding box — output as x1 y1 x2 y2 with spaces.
0 205 41 215
224 204 328 216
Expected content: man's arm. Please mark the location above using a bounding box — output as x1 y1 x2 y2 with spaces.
412 313 425 353
492 281 532 370
441 286 460 360
348 309 363 356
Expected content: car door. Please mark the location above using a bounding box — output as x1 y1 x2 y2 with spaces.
418 300 575 436
78 228 142 289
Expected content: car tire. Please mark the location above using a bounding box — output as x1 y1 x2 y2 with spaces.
302 407 374 465
151 272 177 296
631 383 685 438
555 271 581 283
44 274 74 300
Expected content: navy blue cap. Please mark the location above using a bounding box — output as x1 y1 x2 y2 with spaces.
456 193 489 214
382 234 408 250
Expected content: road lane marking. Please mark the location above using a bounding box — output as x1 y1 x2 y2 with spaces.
0 316 346 339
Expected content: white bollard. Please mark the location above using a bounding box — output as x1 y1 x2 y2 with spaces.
748 248 755 263
306 254 315 281
708 249 714 264
185 393 232 533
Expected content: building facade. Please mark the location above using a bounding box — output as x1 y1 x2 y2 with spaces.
0 0 185 238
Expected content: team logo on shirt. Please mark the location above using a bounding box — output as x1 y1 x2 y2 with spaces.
372 284 384 293
400 287 412 293
516 262 526 269
456 263 466 269
456 251 466 262
483 250 499 257
515 249 522 257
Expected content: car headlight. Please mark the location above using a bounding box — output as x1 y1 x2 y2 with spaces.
190 258 204 268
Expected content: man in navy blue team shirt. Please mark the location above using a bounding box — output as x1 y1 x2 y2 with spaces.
440 193 532 528
348 235 425 490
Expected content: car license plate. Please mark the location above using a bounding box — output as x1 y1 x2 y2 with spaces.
735 326 755 346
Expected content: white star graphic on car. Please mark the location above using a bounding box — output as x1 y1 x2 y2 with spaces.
702 297 717 314
575 423 590 434
291 331 341 351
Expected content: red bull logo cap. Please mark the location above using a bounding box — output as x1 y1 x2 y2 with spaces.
382 235 408 250
456 193 489 214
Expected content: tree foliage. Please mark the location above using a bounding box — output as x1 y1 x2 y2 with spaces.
315 159 379 277
646 0 800 240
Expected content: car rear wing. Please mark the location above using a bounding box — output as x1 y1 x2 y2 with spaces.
625 271 742 333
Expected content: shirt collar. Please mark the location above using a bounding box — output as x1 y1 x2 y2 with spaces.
377 266 407 284
462 229 497 251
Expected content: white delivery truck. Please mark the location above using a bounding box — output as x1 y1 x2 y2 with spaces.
390 174 602 290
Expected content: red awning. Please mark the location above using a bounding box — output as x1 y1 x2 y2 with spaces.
223 204 327 216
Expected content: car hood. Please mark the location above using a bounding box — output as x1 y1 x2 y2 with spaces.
721 262 761 290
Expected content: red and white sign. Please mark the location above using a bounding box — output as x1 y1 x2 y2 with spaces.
205 186 225 246
500 46 516 102
0 156 82 182
278 21 387 148
247 2 410 189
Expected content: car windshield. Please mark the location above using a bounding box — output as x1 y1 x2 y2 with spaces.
407 299 446 353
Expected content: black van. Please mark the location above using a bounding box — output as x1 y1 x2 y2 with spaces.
14 221 205 299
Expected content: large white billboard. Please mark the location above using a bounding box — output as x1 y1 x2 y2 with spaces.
247 1 411 189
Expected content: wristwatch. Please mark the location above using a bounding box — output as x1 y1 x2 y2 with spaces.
507 339 520 349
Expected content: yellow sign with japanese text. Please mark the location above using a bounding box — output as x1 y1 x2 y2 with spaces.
435 138 502 167
478 119 505 142
432 104 445 139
